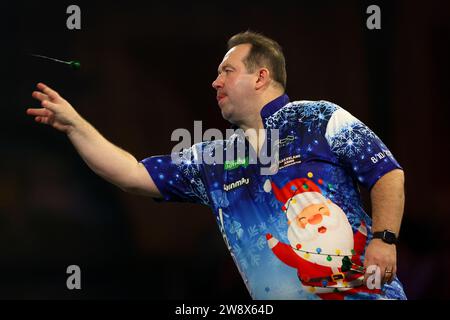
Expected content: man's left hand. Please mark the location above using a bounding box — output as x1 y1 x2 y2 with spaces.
363 239 397 285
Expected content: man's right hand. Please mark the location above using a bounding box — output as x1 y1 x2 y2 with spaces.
27 82 82 134
26 82 162 198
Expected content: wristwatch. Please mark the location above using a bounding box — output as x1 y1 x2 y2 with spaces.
373 230 398 244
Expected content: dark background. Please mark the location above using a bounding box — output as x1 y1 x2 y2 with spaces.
1 0 449 299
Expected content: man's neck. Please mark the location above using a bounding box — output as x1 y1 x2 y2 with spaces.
238 89 285 132
236 88 284 154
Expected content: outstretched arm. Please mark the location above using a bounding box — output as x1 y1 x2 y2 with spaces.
26 83 161 198
364 169 405 285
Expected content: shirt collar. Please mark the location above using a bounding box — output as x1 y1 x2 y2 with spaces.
229 94 290 130
260 94 290 119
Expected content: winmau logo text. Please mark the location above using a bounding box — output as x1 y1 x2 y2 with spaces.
223 178 250 191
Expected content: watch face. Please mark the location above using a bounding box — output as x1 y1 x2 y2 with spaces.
384 231 396 244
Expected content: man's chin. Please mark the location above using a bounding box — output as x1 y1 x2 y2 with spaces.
219 104 241 126
220 106 234 122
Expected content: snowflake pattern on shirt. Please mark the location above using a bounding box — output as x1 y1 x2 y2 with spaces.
140 95 406 300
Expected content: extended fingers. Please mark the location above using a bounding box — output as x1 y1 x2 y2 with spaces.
32 91 50 102
39 99 59 112
35 116 50 124
33 83 60 109
36 82 60 100
27 108 51 125
26 108 51 117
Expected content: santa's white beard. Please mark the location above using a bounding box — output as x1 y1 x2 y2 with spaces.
287 202 354 268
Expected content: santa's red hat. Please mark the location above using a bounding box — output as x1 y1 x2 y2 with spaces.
270 178 325 221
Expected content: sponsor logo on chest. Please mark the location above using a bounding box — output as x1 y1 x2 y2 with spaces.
223 177 250 192
224 157 249 171
279 135 297 148
278 154 302 170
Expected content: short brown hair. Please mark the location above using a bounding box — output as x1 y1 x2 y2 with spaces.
227 31 287 90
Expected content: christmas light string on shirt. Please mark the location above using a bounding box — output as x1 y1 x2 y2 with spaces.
282 175 366 274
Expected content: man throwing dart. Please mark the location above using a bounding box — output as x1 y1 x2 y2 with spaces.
26 31 407 300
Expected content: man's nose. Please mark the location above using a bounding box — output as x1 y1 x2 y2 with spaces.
212 76 222 90
308 214 323 225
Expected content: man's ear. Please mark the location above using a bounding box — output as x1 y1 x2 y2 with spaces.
255 68 270 90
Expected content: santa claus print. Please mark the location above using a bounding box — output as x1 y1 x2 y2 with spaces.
266 177 381 299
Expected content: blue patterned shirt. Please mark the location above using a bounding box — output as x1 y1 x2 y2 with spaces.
141 94 407 300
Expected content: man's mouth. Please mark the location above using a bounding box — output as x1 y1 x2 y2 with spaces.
217 94 226 102
318 226 327 234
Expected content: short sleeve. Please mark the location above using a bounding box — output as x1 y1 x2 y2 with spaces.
140 145 210 206
325 108 402 190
